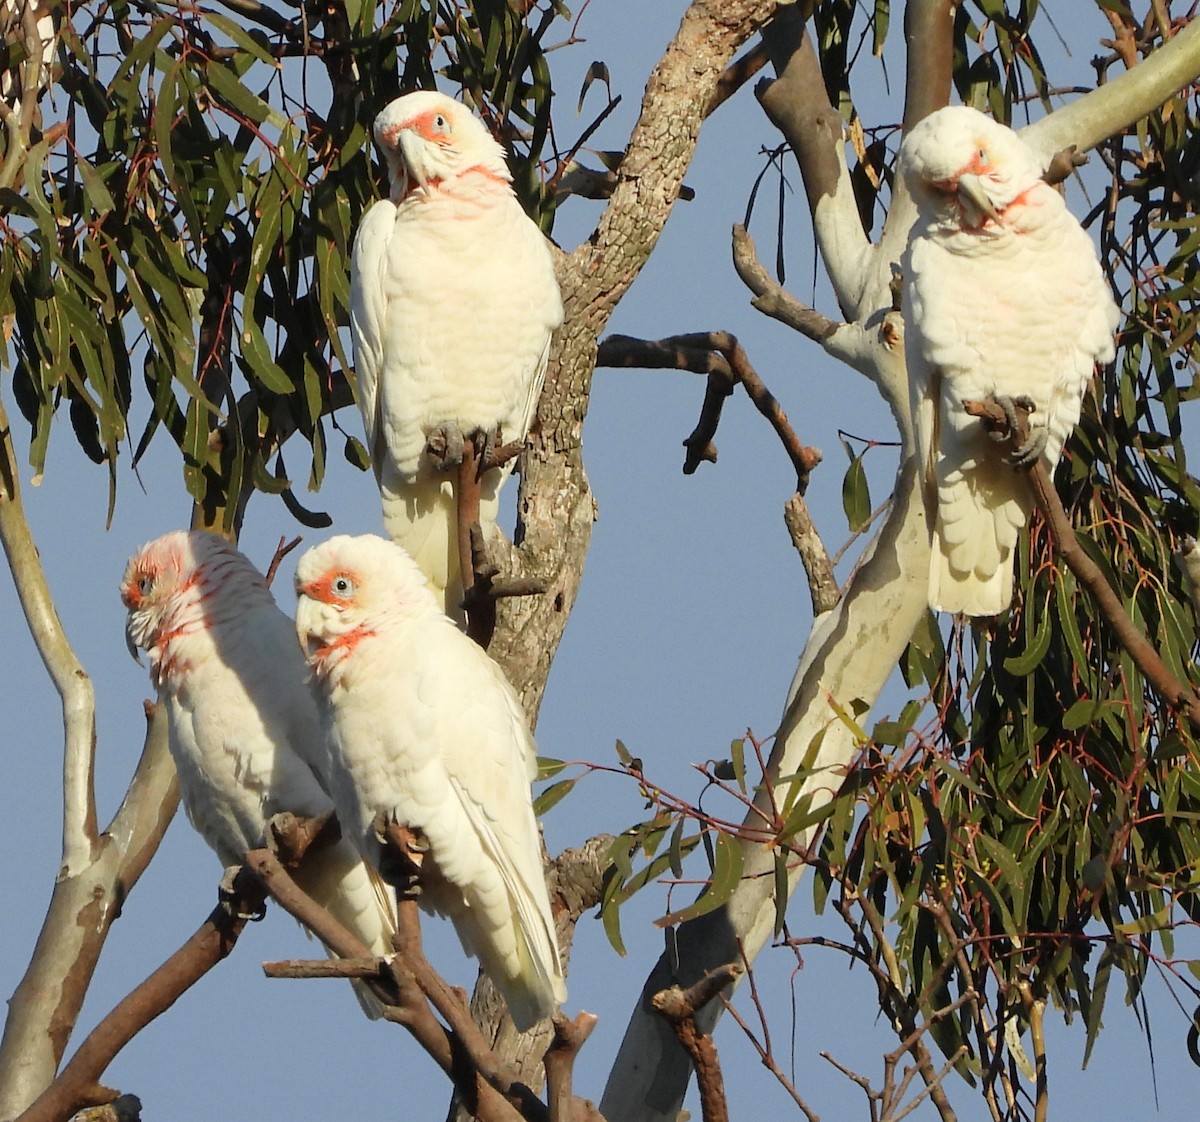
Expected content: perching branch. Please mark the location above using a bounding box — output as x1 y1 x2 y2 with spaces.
248 845 599 1122
544 1014 601 1122
963 397 1200 730
595 331 821 492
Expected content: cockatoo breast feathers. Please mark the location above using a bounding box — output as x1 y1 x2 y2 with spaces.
373 91 510 202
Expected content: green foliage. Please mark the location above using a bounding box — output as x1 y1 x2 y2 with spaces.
809 37 1200 1096
1 0 564 530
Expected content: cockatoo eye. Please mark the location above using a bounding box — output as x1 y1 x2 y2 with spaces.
331 575 355 598
977 148 990 165
434 113 450 133
137 575 154 596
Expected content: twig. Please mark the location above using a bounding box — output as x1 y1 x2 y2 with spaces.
707 40 772 116
731 224 840 341
595 331 821 491
651 964 743 1122
544 1013 600 1122
716 958 820 1122
962 396 1200 730
246 847 531 1122
784 493 840 614
264 536 302 588
263 957 387 980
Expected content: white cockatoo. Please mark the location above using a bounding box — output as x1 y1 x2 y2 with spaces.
293 533 566 1030
121 531 397 1017
350 89 564 618
900 105 1120 616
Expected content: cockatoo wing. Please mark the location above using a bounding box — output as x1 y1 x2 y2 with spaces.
350 198 397 485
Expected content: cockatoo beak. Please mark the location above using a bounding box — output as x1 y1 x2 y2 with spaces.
397 129 430 189
124 617 143 665
956 173 999 223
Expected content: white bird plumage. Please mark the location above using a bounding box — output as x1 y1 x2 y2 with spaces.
899 106 1120 616
120 531 397 1017
293 533 566 1031
350 90 563 619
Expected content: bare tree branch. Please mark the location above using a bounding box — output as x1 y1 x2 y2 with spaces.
731 223 840 341
494 0 781 723
13 868 269 1122
0 388 180 1116
0 392 97 869
596 331 822 492
651 965 742 1122
755 7 872 317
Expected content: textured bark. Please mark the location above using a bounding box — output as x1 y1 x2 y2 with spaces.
488 0 781 721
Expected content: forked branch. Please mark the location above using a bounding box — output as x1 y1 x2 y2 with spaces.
595 331 821 492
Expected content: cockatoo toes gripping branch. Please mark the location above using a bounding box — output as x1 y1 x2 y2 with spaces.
350 89 564 634
294 533 567 1032
120 530 398 1018
899 105 1120 617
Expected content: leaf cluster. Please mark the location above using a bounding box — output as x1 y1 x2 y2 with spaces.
1 0 564 530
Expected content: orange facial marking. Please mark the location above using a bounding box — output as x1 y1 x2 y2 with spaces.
299 569 358 605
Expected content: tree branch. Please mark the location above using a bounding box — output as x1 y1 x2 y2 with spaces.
731 223 840 341
0 390 97 870
495 0 780 723
901 0 959 132
1020 18 1200 167
651 965 742 1122
13 868 269 1122
595 331 822 492
246 847 568 1122
755 5 873 317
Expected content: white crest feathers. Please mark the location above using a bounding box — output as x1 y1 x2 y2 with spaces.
899 106 1119 616
294 533 566 1030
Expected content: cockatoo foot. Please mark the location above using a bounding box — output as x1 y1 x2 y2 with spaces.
219 865 266 921
426 424 465 471
267 810 338 868
473 425 524 471
375 815 429 899
988 394 1044 466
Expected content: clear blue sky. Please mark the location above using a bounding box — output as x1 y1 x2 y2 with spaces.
2 1 1197 1118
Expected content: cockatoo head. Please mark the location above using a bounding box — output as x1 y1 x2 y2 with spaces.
120 531 271 679
373 91 510 203
294 534 442 675
898 106 1045 231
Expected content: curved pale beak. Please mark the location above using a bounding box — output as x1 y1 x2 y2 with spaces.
956 173 999 223
124 617 143 665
